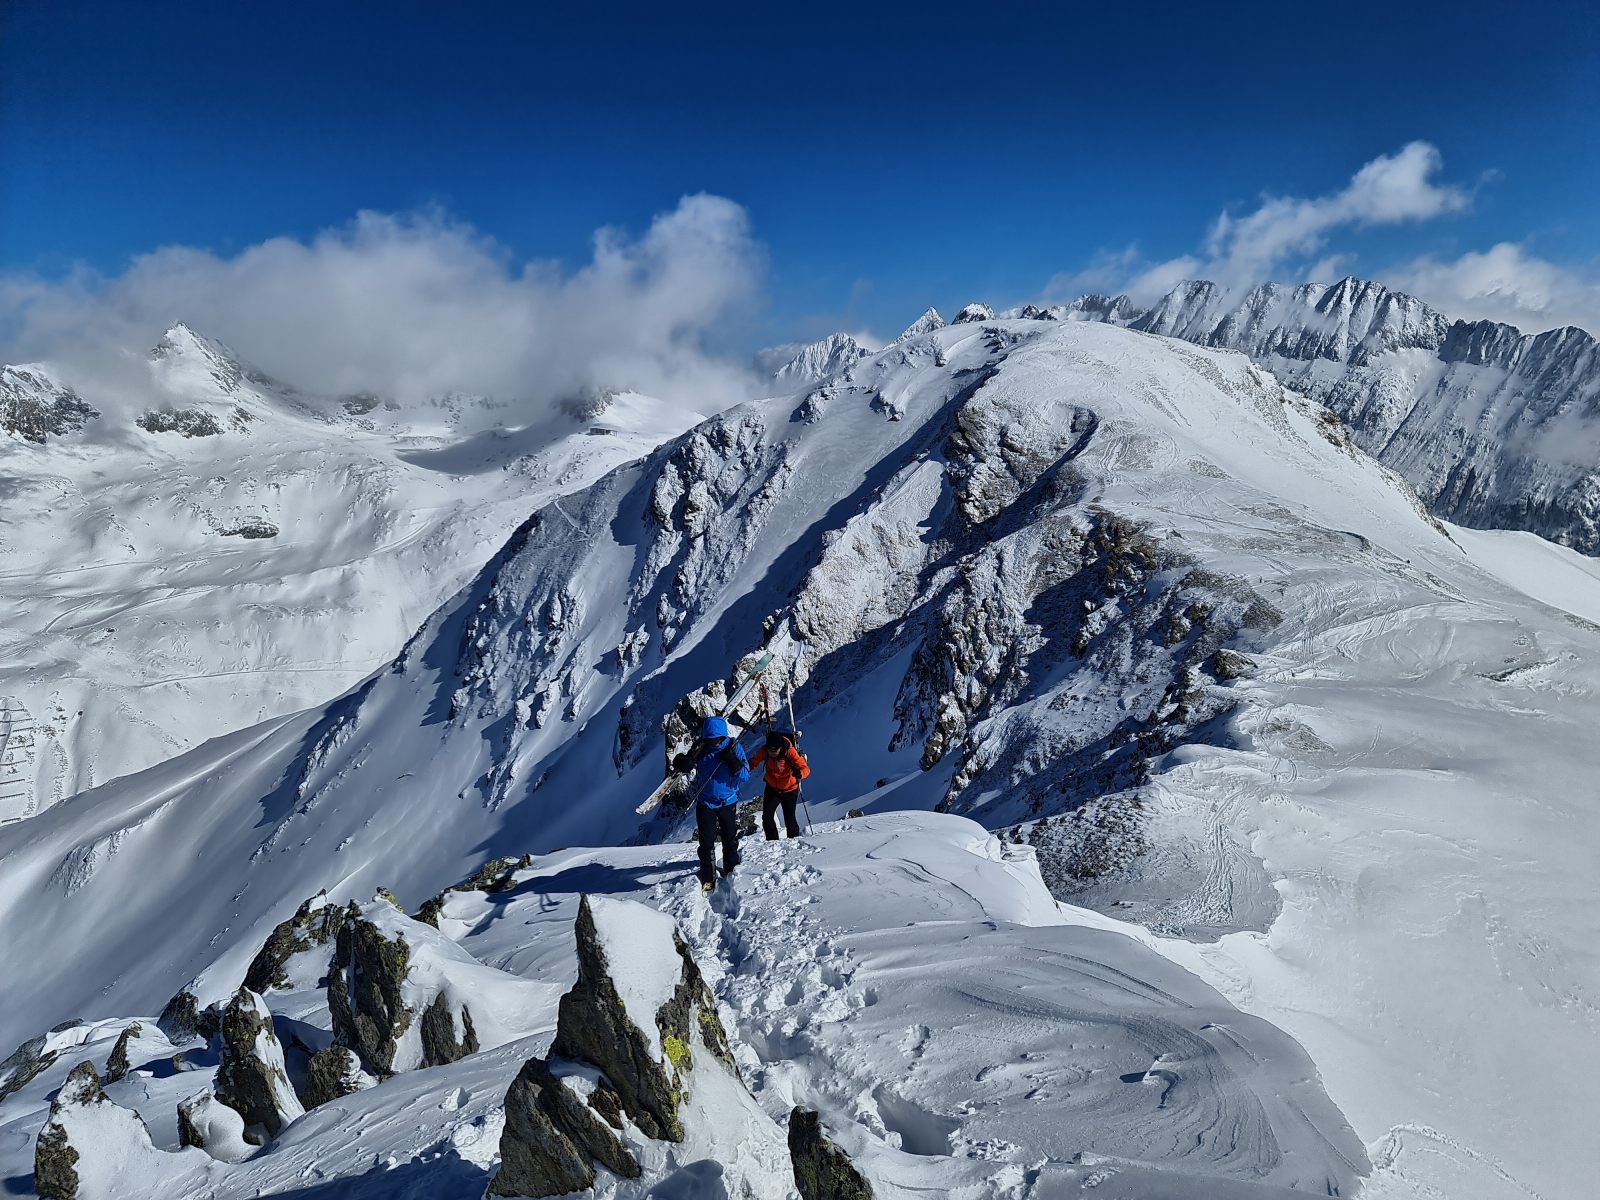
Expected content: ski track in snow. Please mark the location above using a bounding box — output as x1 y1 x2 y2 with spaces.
0 814 1369 1199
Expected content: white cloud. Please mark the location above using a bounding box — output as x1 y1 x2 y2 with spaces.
1053 142 1475 307
0 194 765 412
1198 141 1470 285
1387 242 1600 336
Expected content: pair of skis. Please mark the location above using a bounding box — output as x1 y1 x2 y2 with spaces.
634 650 775 816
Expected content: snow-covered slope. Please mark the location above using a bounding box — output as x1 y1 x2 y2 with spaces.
0 813 1369 1199
0 316 1595 1197
0 326 705 822
1045 276 1600 553
756 333 872 388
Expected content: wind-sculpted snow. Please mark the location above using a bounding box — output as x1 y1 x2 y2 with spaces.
2 317 1598 1196
759 332 873 388
1055 274 1600 553
0 324 705 823
0 814 1367 1198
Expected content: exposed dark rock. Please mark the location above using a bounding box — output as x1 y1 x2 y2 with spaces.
243 892 336 993
487 1059 640 1198
548 895 730 1142
789 1107 873 1200
33 1064 98 1200
103 1022 143 1085
217 519 279 539
176 1089 251 1161
1211 648 1257 681
0 367 98 444
136 407 223 437
301 1046 365 1108
176 1093 206 1150
420 992 478 1065
491 895 747 1197
415 856 533 927
327 902 412 1076
214 987 303 1142
0 1033 56 1102
340 393 383 416
326 898 480 1076
157 989 219 1045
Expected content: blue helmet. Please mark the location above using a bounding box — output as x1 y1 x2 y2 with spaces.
701 714 729 740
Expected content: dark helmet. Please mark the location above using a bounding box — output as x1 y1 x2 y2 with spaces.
765 729 794 752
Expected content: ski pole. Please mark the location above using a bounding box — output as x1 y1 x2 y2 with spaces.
786 688 815 834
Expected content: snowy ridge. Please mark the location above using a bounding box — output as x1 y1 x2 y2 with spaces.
0 317 1595 1196
758 332 873 388
0 326 705 823
1045 275 1600 553
0 813 1369 1199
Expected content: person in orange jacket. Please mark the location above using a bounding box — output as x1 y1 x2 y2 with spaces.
750 728 810 839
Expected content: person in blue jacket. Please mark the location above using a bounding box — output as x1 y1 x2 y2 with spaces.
674 714 750 888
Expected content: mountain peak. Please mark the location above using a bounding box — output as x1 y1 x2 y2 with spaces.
758 332 871 388
150 322 237 365
892 307 945 343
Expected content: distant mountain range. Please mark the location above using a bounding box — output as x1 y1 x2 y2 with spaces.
1053 277 1600 554
767 277 1600 554
0 325 704 823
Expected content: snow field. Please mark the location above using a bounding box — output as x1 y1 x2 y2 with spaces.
3 315 1598 1197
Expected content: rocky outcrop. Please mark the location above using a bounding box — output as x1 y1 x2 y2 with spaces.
789 1108 873 1200
489 895 779 1198
176 1089 253 1163
242 891 336 993
952 302 994 324
155 989 220 1045
326 896 481 1076
0 366 97 444
301 1045 369 1108
216 518 278 539
34 1063 99 1200
0 1031 60 1102
547 895 732 1142
214 987 304 1142
103 1022 142 1085
135 407 223 437
488 1058 640 1198
415 856 532 927
34 1061 200 1199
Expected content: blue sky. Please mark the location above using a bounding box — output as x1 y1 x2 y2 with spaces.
2 0 1597 389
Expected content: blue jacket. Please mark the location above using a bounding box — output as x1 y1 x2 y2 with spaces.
690 737 750 808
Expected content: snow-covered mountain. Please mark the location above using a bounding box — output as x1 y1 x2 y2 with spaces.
756 333 872 389
1040 276 1600 554
0 314 1594 1198
0 325 706 823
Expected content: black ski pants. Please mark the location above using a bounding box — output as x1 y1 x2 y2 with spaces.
696 802 741 884
762 785 802 839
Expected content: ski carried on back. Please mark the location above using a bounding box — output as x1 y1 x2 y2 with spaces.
635 650 775 816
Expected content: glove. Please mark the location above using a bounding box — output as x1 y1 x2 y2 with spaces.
671 752 692 773
720 746 744 774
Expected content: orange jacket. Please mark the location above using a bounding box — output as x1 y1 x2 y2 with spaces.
750 738 810 792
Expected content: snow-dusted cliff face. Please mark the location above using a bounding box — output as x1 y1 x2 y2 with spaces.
756 332 872 388
1049 276 1600 553
2 316 1597 1197
0 326 704 823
